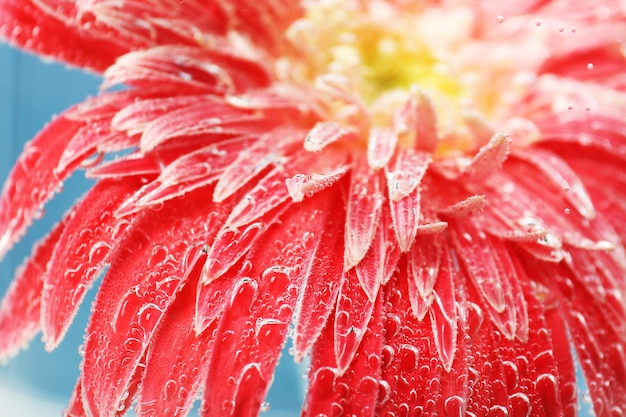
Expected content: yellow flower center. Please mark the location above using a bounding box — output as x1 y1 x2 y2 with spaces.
280 0 542 155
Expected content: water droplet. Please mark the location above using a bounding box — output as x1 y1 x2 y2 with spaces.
535 373 559 415
357 376 378 396
497 16 505 23
535 20 542 27
487 405 508 417
570 26 577 32
444 395 465 417
398 344 419 372
587 63 594 70
564 208 571 215
502 360 519 390
260 402 271 412
163 379 177 401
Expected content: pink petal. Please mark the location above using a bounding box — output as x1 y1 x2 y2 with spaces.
136 249 213 417
334 269 376 372
367 127 398 170
429 248 458 372
377 269 447 416
103 45 271 94
0 0 129 72
0 113 81 259
285 156 349 203
201 209 287 284
41 179 141 350
450 220 519 339
408 233 442 301
513 148 595 219
116 139 252 216
304 294 384 417
111 95 211 136
202 191 338 417
292 191 346 362
87 153 161 179
0 218 66 362
394 87 438 153
303 121 358 152
212 128 304 202
354 208 401 302
226 152 322 228
385 149 431 252
460 133 511 181
80 187 227 417
140 103 274 153
345 158 384 268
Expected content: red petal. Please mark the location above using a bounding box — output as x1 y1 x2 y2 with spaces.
377 266 446 416
136 249 212 417
304 293 384 417
201 191 339 417
460 133 511 181
104 45 271 94
513 148 595 219
292 192 346 362
65 380 87 417
450 220 520 339
212 128 303 202
344 158 384 268
385 149 431 252
80 187 226 417
0 113 81 259
428 242 458 371
303 121 358 152
0 218 66 361
41 179 141 349
394 87 438 153
285 155 349 203
367 127 398 170
334 269 376 372
0 0 129 72
354 207 401 302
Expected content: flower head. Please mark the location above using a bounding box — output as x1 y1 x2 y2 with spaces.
1 0 626 416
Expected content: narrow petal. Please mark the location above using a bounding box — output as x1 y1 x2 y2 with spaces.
460 133 511 181
394 87 438 153
42 179 141 350
80 187 226 417
450 220 518 339
367 127 398 170
292 191 346 362
385 149 431 252
0 218 66 362
354 208 401 302
304 121 358 152
202 190 339 417
344 158 384 269
0 0 129 71
212 128 303 202
0 113 81 259
136 249 212 417
334 269 376 372
304 293 384 417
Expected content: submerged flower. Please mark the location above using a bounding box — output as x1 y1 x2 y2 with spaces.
1 0 626 416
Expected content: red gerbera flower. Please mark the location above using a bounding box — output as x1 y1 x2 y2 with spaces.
1 0 626 416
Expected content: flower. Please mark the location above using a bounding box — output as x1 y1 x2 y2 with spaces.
1 0 626 416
